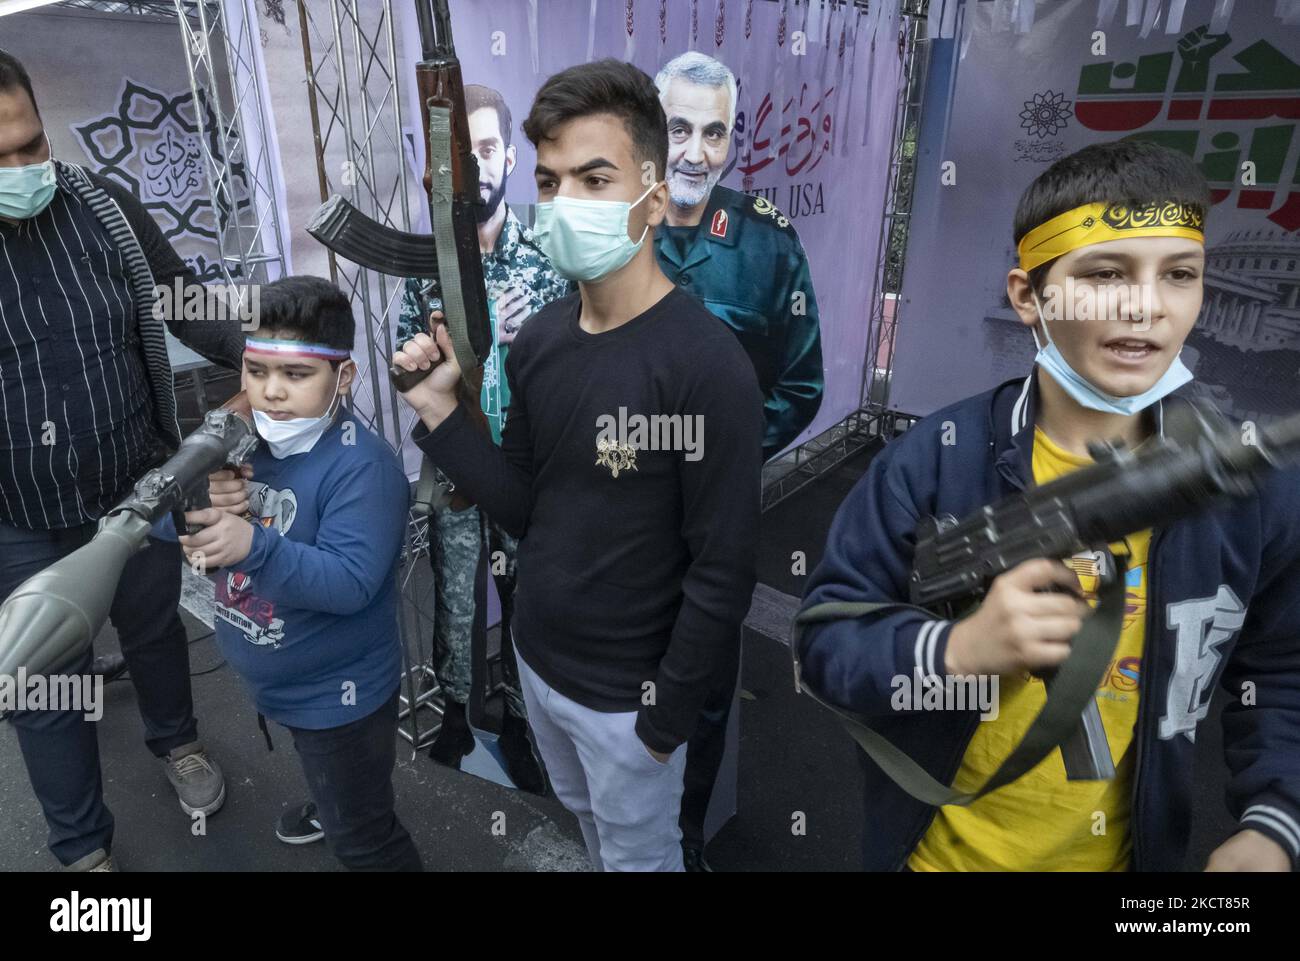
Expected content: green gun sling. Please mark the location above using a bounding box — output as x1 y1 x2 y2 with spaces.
790 562 1126 807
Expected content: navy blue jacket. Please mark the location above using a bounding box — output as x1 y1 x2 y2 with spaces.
798 372 1300 871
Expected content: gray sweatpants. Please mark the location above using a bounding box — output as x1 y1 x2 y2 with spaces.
516 648 686 872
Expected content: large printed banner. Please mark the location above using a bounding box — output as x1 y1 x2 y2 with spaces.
892 0 1300 421
2 10 246 285
399 0 905 451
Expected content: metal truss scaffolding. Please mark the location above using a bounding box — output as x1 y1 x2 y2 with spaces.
173 0 288 296
296 0 444 750
761 0 930 512
55 0 187 16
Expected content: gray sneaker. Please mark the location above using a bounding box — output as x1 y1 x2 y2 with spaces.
163 742 226 817
65 849 113 872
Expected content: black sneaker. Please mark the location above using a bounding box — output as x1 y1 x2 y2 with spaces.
276 801 324 845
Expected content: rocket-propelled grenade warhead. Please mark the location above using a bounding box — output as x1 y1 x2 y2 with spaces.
0 394 257 678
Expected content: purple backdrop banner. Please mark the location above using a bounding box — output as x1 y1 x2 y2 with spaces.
892 0 1300 422
396 0 905 450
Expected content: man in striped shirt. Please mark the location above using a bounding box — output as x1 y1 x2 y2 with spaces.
0 50 239 872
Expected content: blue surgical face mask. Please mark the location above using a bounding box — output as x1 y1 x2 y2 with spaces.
533 181 659 282
1030 293 1192 416
0 139 57 221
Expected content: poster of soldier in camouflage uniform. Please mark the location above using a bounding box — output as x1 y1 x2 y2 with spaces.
397 84 571 794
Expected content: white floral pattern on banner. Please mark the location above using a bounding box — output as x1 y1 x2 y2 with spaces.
71 78 249 282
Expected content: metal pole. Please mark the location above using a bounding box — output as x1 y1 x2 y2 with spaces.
299 0 441 744
298 0 339 286
218 0 290 294
176 1 239 282
347 0 398 440
195 0 245 278
329 0 387 439
173 0 287 290
761 0 930 509
859 1 929 412
381 0 410 435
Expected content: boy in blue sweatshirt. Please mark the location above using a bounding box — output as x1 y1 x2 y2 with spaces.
799 140 1300 872
174 275 422 871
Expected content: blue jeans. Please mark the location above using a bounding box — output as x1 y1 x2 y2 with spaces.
1 521 198 866
284 689 423 871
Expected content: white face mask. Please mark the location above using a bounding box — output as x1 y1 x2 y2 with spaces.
252 365 348 458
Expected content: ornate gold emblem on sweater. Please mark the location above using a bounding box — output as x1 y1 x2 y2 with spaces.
595 437 638 478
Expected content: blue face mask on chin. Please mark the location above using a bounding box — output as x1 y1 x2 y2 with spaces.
1030 293 1192 416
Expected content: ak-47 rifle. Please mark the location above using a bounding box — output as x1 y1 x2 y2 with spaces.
306 0 492 439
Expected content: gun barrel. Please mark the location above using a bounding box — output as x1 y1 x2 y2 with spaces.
912 408 1300 609
432 0 455 54
414 1 454 60
1073 409 1300 546
111 404 257 527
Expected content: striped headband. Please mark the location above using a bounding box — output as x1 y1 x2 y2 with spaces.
245 337 351 361
1018 201 1204 272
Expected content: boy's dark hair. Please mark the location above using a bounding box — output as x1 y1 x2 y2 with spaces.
0 49 39 116
1014 139 1212 294
255 276 355 367
523 59 667 181
466 84 512 149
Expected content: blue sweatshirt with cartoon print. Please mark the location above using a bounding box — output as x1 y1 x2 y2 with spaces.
161 412 409 729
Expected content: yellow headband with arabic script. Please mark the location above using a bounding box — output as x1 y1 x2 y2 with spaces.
1017 201 1204 272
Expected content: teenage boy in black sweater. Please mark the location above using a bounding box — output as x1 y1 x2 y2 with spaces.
393 59 762 872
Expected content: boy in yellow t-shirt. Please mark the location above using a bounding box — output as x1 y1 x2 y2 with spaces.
910 429 1150 871
798 140 1300 872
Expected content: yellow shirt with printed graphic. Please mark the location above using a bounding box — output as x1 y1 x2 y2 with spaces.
908 427 1150 872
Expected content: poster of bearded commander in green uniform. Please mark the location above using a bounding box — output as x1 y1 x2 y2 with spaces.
653 51 824 465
